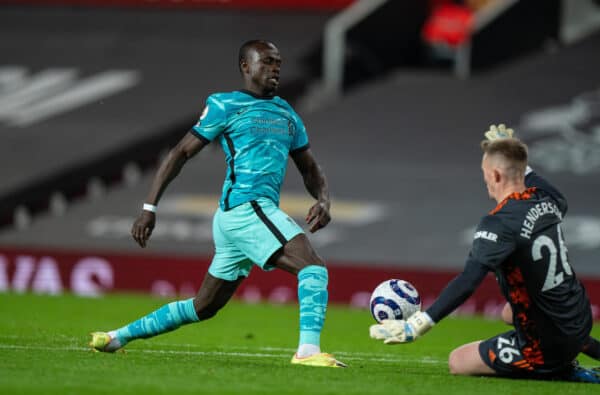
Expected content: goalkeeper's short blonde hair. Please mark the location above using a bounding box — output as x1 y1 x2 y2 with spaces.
481 138 528 181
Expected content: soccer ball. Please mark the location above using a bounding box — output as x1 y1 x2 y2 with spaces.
369 279 421 323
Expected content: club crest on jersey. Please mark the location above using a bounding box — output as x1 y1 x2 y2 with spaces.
288 120 296 137
200 105 209 120
474 230 498 242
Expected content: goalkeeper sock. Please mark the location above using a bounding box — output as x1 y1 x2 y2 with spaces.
296 265 328 357
112 298 199 348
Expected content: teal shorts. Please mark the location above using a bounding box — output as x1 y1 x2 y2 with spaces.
208 197 304 281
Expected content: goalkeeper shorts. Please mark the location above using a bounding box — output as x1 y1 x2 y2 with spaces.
479 330 581 378
208 197 304 281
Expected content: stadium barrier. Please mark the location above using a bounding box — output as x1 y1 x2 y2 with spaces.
1 245 598 320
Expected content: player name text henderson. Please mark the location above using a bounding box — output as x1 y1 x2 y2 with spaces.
520 201 564 240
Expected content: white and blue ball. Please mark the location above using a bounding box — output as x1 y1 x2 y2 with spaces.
369 279 421 323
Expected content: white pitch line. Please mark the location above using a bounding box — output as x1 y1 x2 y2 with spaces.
0 336 434 360
0 343 445 365
146 342 445 363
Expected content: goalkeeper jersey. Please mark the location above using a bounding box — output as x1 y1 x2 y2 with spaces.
191 90 309 211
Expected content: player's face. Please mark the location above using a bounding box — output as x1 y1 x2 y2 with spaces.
244 44 282 96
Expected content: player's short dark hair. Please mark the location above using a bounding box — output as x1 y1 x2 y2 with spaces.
238 39 275 73
481 138 528 180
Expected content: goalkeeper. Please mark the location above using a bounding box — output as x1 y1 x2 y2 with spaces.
370 125 600 383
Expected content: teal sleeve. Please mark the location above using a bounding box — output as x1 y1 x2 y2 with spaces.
192 95 227 141
290 112 309 151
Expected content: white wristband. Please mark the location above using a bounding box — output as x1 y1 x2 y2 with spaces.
143 203 157 213
407 311 434 336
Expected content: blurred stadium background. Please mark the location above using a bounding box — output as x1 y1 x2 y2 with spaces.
1 0 599 318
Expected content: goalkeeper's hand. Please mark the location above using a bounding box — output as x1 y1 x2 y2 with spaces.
369 311 434 344
484 124 514 141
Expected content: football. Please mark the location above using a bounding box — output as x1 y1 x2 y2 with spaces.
369 279 421 323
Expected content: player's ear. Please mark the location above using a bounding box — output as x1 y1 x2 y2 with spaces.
240 60 248 75
493 169 502 183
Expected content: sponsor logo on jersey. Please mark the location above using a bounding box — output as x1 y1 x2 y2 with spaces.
474 230 498 242
250 117 290 135
288 120 296 137
200 105 209 120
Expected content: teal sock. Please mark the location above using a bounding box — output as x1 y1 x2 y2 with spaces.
114 298 199 346
297 265 328 348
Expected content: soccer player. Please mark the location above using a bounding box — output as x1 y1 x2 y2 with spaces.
370 124 599 383
89 40 346 368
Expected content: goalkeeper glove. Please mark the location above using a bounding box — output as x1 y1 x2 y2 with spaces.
369 311 434 344
484 124 514 141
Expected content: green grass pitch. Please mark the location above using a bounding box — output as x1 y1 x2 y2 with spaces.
0 292 598 395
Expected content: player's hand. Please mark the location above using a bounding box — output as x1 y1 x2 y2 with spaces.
369 312 433 344
369 319 416 344
484 124 514 141
131 211 155 248
306 200 331 233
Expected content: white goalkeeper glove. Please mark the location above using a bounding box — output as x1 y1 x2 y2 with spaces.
484 123 532 175
369 311 434 344
484 124 514 141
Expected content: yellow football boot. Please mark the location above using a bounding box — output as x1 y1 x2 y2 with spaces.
291 353 347 368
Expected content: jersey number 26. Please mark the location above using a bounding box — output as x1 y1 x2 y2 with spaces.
532 224 573 292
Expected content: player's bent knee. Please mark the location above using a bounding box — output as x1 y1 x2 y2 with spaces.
288 234 324 265
271 235 326 275
448 350 464 375
448 347 477 376
448 342 493 376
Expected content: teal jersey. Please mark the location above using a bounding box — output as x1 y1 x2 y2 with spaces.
191 90 309 210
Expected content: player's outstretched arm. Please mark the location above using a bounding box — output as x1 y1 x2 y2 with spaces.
291 148 330 233
131 132 207 248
